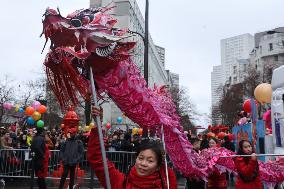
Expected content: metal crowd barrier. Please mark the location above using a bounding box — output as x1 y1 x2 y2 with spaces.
0 148 136 179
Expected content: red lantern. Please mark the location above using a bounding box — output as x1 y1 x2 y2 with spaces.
243 99 258 113
63 107 80 136
217 132 226 139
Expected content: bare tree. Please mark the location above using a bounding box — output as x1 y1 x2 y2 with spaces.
16 78 47 107
0 76 16 124
169 86 198 134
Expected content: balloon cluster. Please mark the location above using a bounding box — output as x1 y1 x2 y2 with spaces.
132 128 143 135
25 101 47 128
3 101 47 128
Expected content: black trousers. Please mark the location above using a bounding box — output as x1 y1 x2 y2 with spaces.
59 165 76 189
186 177 205 189
37 178 47 189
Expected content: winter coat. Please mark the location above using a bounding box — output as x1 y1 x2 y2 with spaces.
234 157 262 189
31 135 50 178
87 128 177 189
60 137 84 166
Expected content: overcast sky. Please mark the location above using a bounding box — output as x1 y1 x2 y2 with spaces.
1 0 284 126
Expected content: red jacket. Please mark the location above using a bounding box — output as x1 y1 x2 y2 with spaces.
234 157 262 189
207 170 227 189
88 128 177 189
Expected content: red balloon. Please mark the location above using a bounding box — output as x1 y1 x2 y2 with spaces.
243 99 258 113
106 123 111 129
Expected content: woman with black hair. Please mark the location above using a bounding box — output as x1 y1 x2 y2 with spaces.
207 137 227 189
234 140 262 189
88 106 177 188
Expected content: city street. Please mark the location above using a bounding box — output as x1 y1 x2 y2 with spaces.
2 177 237 189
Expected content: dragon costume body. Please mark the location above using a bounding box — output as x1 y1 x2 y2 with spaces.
41 7 284 185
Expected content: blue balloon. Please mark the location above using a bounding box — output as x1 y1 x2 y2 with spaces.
19 107 24 113
117 116 123 123
27 117 35 125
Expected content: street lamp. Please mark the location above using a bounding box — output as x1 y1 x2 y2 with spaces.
144 0 149 87
128 0 149 86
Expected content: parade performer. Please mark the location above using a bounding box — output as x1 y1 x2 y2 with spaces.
207 138 227 189
41 6 284 186
234 140 262 189
31 127 50 189
59 128 84 189
88 107 177 188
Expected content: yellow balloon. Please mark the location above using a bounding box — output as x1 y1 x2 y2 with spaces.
15 105 20 112
132 128 138 135
78 126 82 130
32 111 41 121
254 83 272 104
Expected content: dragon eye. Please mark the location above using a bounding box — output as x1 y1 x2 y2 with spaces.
70 19 82 27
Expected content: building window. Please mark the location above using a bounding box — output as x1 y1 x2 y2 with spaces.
259 46 262 54
274 55 278 61
269 43 273 51
233 76 237 83
233 66 237 74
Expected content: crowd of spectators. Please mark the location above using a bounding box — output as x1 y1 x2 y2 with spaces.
0 123 146 153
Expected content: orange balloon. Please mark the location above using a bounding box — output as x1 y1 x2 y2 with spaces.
138 128 143 135
37 105 47 114
25 106 35 116
61 124 65 129
254 83 272 104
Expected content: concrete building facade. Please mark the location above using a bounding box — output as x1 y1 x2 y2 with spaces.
221 34 254 84
230 59 249 85
211 65 223 106
250 28 284 82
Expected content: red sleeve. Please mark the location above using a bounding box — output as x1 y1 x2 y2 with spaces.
168 167 177 189
234 157 258 177
87 128 125 188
